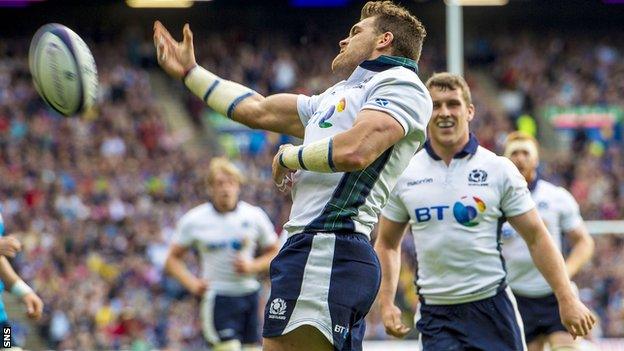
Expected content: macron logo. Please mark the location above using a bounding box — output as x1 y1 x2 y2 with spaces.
407 178 433 186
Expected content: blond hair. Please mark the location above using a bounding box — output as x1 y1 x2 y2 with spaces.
206 157 245 185
361 1 427 62
426 72 472 105
504 131 540 159
505 131 539 147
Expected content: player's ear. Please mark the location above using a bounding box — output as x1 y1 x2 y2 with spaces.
467 103 475 122
377 31 394 51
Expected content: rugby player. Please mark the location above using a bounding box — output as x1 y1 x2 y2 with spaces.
166 158 279 351
154 2 431 350
375 73 595 350
502 131 595 351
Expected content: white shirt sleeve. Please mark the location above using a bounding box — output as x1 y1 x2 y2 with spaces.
255 208 278 249
361 70 432 136
558 188 584 232
499 157 535 217
297 87 332 127
381 186 411 223
171 214 195 248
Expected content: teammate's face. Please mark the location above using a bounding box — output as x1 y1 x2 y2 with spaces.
208 171 240 212
332 16 380 79
509 148 538 180
428 87 474 148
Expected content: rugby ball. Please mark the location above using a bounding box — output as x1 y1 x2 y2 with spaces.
28 23 98 117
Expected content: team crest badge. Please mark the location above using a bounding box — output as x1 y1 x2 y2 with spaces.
269 298 287 320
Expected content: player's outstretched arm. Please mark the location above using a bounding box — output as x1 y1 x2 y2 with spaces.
165 244 208 297
374 216 411 338
0 256 43 320
564 224 594 278
153 21 304 138
509 209 597 338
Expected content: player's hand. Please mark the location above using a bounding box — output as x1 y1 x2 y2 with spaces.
0 236 22 258
22 292 44 320
272 144 295 193
381 303 411 338
233 256 256 275
153 21 197 80
559 297 597 339
189 278 208 297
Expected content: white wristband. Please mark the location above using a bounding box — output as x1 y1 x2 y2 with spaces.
184 65 255 118
10 280 33 298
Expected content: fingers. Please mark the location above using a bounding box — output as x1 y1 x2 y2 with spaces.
276 173 293 193
183 23 193 47
580 317 590 337
385 322 410 338
567 323 579 339
589 311 597 325
7 236 22 251
156 38 165 62
0 236 21 257
153 20 180 59
153 20 177 45
383 308 410 338
24 295 43 320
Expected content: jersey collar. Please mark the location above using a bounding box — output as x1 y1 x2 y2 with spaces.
359 55 419 73
347 55 419 84
527 173 539 192
424 133 479 161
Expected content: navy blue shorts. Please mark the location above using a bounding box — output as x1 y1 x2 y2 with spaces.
201 290 260 345
514 293 566 343
262 233 381 351
417 288 527 351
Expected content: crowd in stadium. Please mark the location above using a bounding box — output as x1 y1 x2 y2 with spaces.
0 27 622 349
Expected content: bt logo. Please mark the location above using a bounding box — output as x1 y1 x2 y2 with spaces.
414 196 487 226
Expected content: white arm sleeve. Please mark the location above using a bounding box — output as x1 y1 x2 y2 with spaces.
499 157 535 217
255 208 278 249
381 186 410 223
361 71 432 136
297 87 333 127
558 188 584 232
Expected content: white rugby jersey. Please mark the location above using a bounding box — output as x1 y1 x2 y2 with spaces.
172 201 277 296
284 55 432 239
382 136 535 305
502 178 583 297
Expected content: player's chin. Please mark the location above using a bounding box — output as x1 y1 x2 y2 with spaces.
331 56 343 73
431 127 456 139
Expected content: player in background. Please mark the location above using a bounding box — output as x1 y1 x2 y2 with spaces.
501 131 595 351
0 213 44 350
165 158 279 351
375 73 596 350
154 2 431 350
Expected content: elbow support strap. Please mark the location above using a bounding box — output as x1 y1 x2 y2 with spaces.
184 65 255 118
